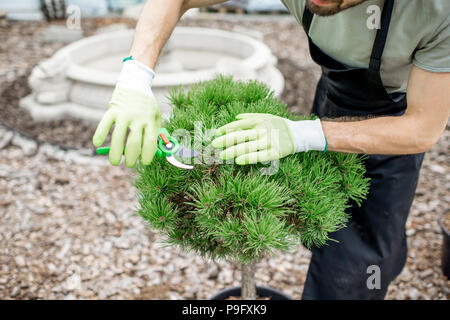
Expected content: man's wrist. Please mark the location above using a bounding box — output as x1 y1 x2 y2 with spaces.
116 58 156 97
286 119 327 152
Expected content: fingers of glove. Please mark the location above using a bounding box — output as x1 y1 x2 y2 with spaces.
141 124 158 166
109 120 128 166
236 113 272 120
92 110 115 147
211 129 262 148
235 149 279 165
215 118 260 136
124 124 143 168
155 111 162 128
220 139 269 160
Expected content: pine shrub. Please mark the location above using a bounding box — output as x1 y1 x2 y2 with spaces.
133 76 370 265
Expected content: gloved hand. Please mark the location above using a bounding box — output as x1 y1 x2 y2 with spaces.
211 113 327 165
92 58 161 168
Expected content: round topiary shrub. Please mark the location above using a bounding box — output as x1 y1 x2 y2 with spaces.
133 76 370 299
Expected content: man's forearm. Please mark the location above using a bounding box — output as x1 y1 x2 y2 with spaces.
129 0 185 69
321 67 450 156
321 115 442 155
129 0 228 69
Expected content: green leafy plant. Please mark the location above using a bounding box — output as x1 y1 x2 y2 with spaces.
133 76 370 299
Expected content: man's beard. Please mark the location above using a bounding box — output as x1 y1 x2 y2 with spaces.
306 0 367 17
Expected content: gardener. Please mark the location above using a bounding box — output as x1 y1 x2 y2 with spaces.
92 0 450 299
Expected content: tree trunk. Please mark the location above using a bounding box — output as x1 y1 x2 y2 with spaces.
241 261 257 300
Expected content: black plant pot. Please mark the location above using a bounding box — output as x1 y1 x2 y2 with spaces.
210 286 292 300
439 212 450 279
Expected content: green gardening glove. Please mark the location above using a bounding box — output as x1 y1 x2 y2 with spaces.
211 113 327 165
93 58 161 168
93 88 161 167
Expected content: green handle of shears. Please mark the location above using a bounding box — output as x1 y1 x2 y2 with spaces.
96 146 125 156
95 128 179 156
96 146 112 155
156 128 179 158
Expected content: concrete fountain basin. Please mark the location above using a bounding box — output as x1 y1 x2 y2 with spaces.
20 27 285 123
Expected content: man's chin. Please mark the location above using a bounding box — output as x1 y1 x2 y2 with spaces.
306 0 366 17
306 0 342 16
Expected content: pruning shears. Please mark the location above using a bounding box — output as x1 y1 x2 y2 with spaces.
96 128 199 170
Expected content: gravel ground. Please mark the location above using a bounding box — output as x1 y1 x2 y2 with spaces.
0 18 138 150
0 15 449 300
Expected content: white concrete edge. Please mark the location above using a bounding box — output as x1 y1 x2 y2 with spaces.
58 27 276 86
0 120 110 166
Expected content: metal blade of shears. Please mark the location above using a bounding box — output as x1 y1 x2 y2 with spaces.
166 155 194 170
166 145 201 170
175 145 201 159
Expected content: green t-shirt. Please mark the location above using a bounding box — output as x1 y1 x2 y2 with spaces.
280 0 450 93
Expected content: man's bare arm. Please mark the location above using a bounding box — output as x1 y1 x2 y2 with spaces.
321 66 450 154
129 0 228 69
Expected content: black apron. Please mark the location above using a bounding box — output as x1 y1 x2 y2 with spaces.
301 0 425 299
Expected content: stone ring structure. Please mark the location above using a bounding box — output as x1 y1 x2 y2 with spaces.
20 27 285 123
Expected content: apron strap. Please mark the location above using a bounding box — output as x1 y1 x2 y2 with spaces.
369 0 395 72
302 0 395 73
302 6 314 35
